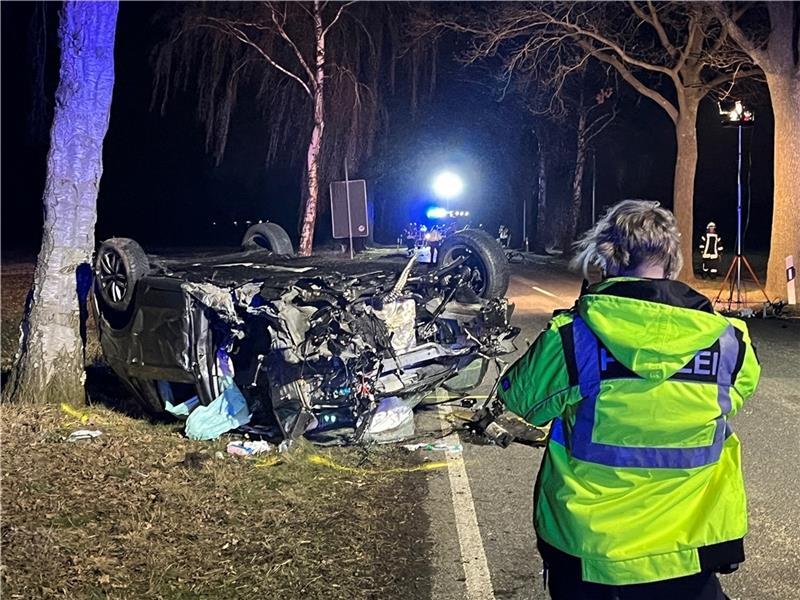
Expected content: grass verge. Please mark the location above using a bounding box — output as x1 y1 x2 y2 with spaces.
2 258 433 599
1 404 432 599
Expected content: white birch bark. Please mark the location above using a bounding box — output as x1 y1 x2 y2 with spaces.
5 1 118 404
298 0 326 257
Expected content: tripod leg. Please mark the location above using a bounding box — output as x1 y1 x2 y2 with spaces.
741 256 772 305
714 256 738 306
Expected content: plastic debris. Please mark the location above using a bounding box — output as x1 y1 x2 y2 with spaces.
402 442 463 453
60 403 90 423
184 377 251 441
67 429 102 442
158 380 200 418
361 397 415 443
226 440 273 457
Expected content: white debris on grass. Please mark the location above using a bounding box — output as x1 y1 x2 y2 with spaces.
66 429 102 442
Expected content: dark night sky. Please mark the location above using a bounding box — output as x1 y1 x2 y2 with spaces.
1 2 776 256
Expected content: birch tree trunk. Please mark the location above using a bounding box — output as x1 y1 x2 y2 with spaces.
562 111 588 254
534 133 548 253
298 1 325 257
764 73 800 300
4 1 118 405
673 105 699 280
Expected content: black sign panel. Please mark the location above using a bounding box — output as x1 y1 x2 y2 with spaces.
330 179 369 239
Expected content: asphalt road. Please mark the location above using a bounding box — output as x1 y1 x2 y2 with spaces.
417 257 800 600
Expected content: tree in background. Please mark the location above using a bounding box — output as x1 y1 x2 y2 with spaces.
517 74 616 253
414 2 757 277
4 2 118 404
718 2 800 300
413 6 617 254
154 2 436 256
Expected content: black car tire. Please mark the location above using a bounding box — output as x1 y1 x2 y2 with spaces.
438 229 510 298
242 222 294 255
94 238 149 314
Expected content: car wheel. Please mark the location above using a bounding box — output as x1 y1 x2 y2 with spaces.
94 238 149 314
438 229 510 298
241 222 294 255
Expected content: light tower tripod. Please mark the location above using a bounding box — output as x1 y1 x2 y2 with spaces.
713 120 771 312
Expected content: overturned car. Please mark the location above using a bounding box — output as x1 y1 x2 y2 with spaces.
93 224 518 444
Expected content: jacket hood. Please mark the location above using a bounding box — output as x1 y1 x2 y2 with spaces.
576 278 729 381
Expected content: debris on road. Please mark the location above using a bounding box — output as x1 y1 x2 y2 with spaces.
402 442 463 453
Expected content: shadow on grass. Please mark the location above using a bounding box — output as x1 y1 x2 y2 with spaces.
84 363 176 425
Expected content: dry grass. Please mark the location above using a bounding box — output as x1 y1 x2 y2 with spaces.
1 260 34 373
1 404 432 599
1 259 433 599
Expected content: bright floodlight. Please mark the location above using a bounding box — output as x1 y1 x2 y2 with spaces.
432 171 464 200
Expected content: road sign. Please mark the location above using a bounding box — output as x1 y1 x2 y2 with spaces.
330 179 368 239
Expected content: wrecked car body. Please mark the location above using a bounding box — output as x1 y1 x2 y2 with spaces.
92 227 519 444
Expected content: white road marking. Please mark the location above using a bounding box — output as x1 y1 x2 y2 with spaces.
440 407 496 600
531 285 560 299
512 276 565 301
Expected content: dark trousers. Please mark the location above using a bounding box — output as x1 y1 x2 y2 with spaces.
540 542 730 600
546 568 728 600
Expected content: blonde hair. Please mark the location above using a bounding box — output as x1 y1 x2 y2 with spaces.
571 200 683 279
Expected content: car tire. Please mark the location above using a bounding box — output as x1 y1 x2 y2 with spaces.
241 222 294 255
438 229 510 298
94 238 149 314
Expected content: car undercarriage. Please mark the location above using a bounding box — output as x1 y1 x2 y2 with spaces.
92 226 520 445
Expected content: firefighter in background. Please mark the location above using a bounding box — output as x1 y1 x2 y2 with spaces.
498 224 510 248
425 226 443 263
699 222 723 279
404 223 417 257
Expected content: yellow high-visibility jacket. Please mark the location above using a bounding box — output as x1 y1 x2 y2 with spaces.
500 278 760 585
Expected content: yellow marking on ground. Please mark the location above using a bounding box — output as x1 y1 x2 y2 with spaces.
306 454 449 475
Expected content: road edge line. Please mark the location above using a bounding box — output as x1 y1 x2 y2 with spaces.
440 406 496 600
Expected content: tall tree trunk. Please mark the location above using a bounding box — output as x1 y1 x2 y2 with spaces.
673 105 699 281
764 73 800 300
4 1 118 404
410 45 419 117
534 133 548 253
298 1 325 257
562 111 588 254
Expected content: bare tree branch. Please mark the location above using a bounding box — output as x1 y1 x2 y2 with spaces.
580 41 679 122
541 11 677 78
266 1 315 84
714 4 767 66
627 1 678 58
673 14 699 75
205 16 313 96
585 104 617 144
702 67 763 96
323 1 356 38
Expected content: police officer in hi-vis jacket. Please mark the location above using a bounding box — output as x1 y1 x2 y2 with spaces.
499 200 760 600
